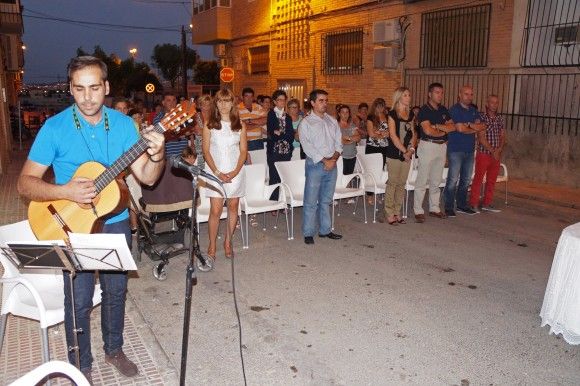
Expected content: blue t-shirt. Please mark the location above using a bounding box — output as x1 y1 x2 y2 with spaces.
448 103 481 153
28 105 139 224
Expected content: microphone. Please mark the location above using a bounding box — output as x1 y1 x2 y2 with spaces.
170 155 222 184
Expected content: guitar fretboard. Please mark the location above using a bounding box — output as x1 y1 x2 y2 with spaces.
94 123 165 193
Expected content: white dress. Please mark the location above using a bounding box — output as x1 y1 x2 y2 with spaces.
204 121 245 198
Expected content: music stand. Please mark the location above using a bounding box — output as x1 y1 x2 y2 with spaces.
1 233 137 369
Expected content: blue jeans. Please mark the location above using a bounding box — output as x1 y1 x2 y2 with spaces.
64 220 131 371
302 157 337 237
444 151 475 211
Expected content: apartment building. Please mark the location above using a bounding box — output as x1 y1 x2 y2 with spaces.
192 0 579 186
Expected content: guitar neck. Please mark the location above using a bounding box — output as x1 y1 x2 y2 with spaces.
94 123 165 193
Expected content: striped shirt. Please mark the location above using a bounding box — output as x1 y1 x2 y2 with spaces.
238 102 266 142
478 112 504 155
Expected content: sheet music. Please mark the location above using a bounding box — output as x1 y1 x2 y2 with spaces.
68 233 137 271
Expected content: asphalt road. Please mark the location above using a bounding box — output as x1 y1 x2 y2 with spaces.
128 195 580 385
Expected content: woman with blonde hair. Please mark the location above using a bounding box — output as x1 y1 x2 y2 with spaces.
202 88 247 259
382 87 417 225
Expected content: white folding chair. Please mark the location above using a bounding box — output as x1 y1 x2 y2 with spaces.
357 153 388 223
241 164 290 248
275 159 306 240
9 360 90 386
0 221 101 365
332 157 367 230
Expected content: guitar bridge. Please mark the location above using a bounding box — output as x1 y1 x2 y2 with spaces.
48 204 72 236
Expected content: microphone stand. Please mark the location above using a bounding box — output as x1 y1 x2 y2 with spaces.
179 171 212 385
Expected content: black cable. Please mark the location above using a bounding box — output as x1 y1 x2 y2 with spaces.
221 188 248 386
22 12 182 32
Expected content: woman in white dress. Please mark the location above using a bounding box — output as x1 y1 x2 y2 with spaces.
202 89 247 259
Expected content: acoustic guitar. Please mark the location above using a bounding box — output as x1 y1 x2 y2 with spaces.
28 100 197 240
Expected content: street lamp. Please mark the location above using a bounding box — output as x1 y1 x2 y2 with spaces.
129 48 137 58
21 44 26 50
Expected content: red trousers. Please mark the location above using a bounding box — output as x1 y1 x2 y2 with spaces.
470 152 501 207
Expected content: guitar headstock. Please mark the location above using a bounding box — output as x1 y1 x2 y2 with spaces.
159 99 198 139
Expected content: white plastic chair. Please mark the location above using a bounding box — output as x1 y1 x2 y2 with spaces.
275 159 306 240
248 149 267 166
0 221 101 365
497 163 509 204
332 157 367 230
402 155 418 219
241 164 290 248
194 181 245 245
9 360 90 386
291 147 301 161
357 153 388 223
248 148 269 182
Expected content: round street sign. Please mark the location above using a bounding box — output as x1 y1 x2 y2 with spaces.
220 67 235 83
145 83 155 93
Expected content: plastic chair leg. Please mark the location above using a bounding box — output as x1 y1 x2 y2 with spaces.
0 313 7 358
41 327 50 363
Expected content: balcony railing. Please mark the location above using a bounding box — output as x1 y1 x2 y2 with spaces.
0 11 23 34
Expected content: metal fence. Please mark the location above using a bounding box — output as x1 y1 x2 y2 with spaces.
420 4 491 68
405 69 580 136
322 28 364 75
520 0 580 67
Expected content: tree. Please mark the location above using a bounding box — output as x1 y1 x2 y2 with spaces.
193 60 220 85
76 46 161 96
151 43 198 89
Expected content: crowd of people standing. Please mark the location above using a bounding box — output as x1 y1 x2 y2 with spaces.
116 82 506 247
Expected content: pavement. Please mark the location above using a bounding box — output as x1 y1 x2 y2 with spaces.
1 143 580 385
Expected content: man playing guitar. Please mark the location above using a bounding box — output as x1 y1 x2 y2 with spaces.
17 56 165 382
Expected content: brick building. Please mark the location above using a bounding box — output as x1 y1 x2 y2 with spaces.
192 0 580 187
0 0 24 174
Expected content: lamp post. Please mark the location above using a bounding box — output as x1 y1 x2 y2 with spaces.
129 47 137 59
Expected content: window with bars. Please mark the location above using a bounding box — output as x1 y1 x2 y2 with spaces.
420 4 491 68
520 0 580 67
193 0 230 15
248 45 269 74
322 28 364 75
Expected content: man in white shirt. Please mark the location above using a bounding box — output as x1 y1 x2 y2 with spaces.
298 89 343 244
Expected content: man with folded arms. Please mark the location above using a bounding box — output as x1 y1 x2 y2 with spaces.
444 85 486 216
414 82 455 223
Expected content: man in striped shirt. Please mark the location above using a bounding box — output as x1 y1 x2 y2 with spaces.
469 94 506 212
238 87 267 151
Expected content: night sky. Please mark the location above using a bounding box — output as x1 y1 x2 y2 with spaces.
21 0 213 84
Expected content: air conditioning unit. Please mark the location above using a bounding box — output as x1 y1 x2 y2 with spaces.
373 19 401 44
374 47 399 69
214 43 226 57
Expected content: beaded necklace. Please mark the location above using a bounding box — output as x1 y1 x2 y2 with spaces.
72 104 110 164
